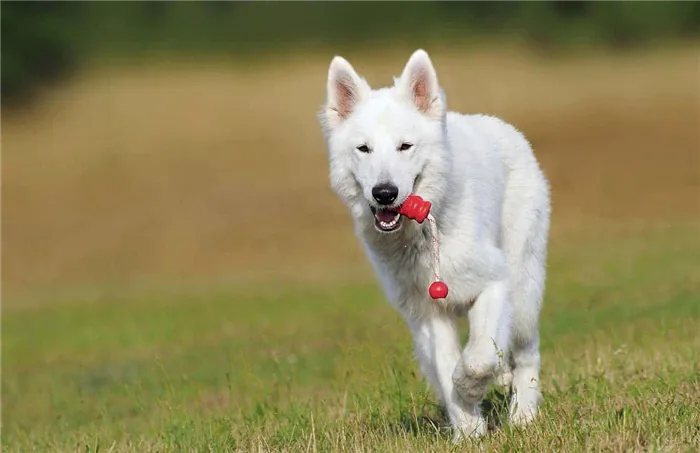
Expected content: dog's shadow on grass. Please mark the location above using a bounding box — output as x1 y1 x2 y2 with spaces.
388 388 512 439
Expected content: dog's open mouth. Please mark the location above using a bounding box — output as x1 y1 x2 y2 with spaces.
370 206 403 232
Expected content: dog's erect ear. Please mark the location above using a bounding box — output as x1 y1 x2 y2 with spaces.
321 56 371 132
397 49 445 119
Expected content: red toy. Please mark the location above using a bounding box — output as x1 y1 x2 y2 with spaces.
398 194 432 223
400 194 449 300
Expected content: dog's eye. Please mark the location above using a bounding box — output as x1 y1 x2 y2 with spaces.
398 143 413 152
356 145 370 153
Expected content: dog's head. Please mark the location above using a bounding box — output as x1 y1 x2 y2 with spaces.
318 49 449 234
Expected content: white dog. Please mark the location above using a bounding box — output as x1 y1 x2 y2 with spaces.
318 49 550 441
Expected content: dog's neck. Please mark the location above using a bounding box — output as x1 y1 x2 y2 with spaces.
359 215 433 257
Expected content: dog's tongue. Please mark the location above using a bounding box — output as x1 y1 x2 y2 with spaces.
376 209 398 223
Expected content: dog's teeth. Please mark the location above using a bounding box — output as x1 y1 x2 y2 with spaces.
381 217 398 228
376 211 401 230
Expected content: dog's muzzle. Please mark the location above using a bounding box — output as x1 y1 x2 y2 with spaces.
370 205 403 232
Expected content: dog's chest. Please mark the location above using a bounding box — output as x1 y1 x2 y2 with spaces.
363 227 431 286
386 235 434 291
363 226 482 314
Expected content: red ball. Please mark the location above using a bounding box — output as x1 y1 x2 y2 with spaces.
429 281 449 299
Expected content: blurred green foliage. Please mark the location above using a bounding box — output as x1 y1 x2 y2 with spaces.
2 1 700 106
2 2 84 106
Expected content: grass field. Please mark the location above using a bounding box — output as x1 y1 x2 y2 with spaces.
2 44 700 451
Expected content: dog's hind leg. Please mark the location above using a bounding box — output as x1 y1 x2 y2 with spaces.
507 242 547 426
408 314 487 440
500 159 550 427
509 332 542 426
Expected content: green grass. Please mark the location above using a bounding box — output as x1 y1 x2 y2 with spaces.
3 224 700 452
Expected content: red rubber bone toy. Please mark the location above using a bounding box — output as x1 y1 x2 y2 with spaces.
399 194 449 300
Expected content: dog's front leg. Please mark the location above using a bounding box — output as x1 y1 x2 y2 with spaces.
453 279 514 410
408 313 487 441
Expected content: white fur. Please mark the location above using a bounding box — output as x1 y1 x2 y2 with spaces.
318 50 550 441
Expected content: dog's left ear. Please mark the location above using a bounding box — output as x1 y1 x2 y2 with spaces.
397 49 445 119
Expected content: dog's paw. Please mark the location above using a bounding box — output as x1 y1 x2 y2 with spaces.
452 356 498 403
509 406 537 427
509 390 543 427
451 416 487 443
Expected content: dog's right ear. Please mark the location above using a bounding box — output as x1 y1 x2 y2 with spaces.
320 56 370 133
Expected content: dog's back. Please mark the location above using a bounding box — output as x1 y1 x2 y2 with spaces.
439 112 550 258
447 111 551 349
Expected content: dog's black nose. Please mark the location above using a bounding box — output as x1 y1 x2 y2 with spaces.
372 183 399 205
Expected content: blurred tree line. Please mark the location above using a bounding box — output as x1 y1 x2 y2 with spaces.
3 1 700 107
